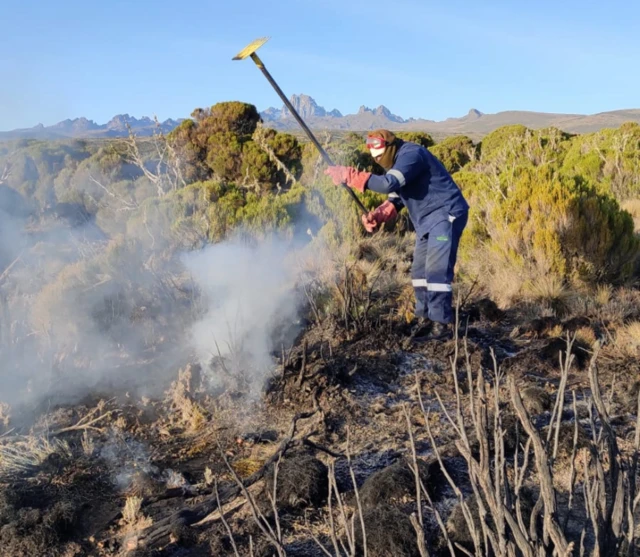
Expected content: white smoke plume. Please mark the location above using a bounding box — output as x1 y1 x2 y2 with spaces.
0 135 327 416
181 233 308 397
0 181 317 413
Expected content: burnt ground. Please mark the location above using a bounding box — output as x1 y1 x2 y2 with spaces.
1 297 639 556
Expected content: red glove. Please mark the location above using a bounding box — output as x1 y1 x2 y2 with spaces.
361 200 398 232
324 166 371 193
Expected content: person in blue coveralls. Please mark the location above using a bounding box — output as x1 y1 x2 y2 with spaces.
324 129 469 342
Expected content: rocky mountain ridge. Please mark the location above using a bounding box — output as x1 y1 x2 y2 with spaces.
0 114 181 141
2 94 640 140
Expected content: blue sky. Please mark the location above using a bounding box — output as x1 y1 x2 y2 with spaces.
1 0 639 130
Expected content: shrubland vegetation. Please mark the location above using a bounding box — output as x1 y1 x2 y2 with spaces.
3 103 639 305
1 100 640 556
2 101 640 410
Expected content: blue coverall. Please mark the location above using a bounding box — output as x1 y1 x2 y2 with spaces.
366 140 469 324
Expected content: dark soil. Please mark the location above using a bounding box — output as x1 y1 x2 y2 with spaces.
0 454 118 557
359 456 442 511
520 385 553 415
0 293 635 556
355 504 421 557
262 454 328 511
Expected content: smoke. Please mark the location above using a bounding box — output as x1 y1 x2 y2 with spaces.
0 186 30 268
0 133 330 419
0 178 317 413
99 431 158 492
181 233 307 397
0 198 155 408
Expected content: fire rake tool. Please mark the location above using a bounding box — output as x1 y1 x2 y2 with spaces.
232 37 368 215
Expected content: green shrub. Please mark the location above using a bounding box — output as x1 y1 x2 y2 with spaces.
168 102 302 193
125 177 309 249
460 166 639 293
430 135 476 173
206 102 261 137
478 124 530 162
396 131 435 149
560 123 640 200
205 131 244 181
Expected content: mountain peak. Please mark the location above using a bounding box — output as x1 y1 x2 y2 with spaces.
374 105 404 123
0 114 182 140
264 94 342 120
51 117 99 132
353 104 403 123
107 114 132 128
283 94 325 119
260 96 404 125
467 108 483 119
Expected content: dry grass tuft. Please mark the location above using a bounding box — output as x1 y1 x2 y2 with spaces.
622 198 640 232
232 457 265 479
521 274 577 317
296 231 414 334
460 247 537 308
166 365 207 432
122 496 148 528
0 435 71 477
591 287 640 326
594 283 613 307
120 495 153 552
464 247 582 314
575 326 597 346
204 466 214 486
614 321 640 357
81 430 94 457
488 269 527 308
396 283 418 323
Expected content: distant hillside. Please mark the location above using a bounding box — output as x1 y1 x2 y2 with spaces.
412 108 640 136
2 95 640 141
0 114 181 141
261 95 640 136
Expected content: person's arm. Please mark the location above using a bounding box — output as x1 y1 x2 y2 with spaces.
366 149 426 194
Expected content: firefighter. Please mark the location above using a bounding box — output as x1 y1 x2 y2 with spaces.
324 129 469 341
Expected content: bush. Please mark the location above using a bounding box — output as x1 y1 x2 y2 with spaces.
205 131 244 181
205 101 261 137
478 124 530 162
166 119 209 183
396 131 435 149
476 125 572 173
320 132 378 173
560 122 640 200
167 101 302 193
126 178 308 249
262 127 302 175
430 135 476 173
236 183 305 238
459 166 640 304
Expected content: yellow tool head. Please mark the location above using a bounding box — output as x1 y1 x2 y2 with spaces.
232 37 270 60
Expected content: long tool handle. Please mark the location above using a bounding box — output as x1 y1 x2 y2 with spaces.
249 52 369 215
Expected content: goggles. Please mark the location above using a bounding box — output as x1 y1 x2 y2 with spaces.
366 136 387 150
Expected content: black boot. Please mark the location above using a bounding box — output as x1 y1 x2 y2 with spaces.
429 321 454 340
410 317 432 337
402 318 433 347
